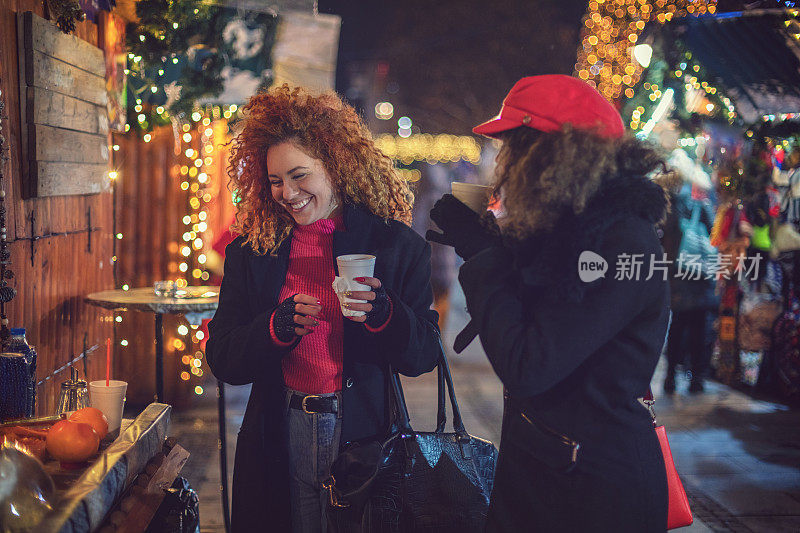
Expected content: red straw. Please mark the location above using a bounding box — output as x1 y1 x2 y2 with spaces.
105 338 111 386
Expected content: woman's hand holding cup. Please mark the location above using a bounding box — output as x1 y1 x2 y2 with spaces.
343 277 379 323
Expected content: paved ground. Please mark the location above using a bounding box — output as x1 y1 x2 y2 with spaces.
170 283 800 532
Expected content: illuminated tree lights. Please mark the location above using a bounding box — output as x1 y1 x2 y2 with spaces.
626 49 738 131
574 0 717 102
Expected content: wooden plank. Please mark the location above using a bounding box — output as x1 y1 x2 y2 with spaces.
33 161 110 196
28 86 108 134
22 11 104 77
27 50 107 106
16 6 32 199
32 124 108 164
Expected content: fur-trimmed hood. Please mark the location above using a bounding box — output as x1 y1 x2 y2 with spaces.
510 174 669 302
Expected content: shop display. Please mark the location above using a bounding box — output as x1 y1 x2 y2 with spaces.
0 443 56 530
0 352 28 421
771 285 800 399
56 366 90 415
69 407 110 440
3 328 37 417
739 350 765 387
738 296 782 353
0 404 175 531
46 418 101 466
0 422 50 460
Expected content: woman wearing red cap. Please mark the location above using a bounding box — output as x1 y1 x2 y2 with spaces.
428 75 670 532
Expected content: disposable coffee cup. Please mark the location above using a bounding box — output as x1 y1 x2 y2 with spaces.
89 380 127 434
335 255 376 317
336 255 376 290
451 182 492 212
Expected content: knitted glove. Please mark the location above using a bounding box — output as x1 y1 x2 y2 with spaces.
426 194 502 260
365 285 391 329
271 295 303 344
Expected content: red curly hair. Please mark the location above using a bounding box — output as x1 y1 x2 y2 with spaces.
228 85 413 255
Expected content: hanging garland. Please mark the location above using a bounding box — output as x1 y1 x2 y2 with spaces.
42 0 85 34
0 81 18 342
620 33 737 137
125 0 277 131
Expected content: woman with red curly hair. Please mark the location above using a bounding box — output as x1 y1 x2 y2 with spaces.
206 86 442 532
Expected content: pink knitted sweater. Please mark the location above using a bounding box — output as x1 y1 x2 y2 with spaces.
277 218 344 394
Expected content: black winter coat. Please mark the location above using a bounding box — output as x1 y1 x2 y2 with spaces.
459 176 671 532
206 204 442 532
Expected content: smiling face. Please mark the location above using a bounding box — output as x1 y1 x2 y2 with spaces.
267 141 341 225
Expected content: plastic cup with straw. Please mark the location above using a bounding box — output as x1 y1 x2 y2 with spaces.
90 338 127 435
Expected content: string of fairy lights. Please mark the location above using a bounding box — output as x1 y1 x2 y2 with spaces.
623 8 799 132
374 134 481 166
629 50 737 132
574 0 717 101
111 105 237 396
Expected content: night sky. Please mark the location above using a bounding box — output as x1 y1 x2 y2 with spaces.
319 0 588 134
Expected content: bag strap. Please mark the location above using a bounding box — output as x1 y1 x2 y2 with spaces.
643 387 658 427
388 370 413 436
436 360 447 432
435 351 469 438
389 348 471 447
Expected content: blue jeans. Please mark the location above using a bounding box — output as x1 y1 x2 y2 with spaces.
285 388 342 533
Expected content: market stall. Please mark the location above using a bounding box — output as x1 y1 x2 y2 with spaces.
1 403 196 532
619 8 800 398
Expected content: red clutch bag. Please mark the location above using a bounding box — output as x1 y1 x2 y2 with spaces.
644 390 693 529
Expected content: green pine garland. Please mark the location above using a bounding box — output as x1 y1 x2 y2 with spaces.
126 0 224 128
43 0 85 34
125 0 277 131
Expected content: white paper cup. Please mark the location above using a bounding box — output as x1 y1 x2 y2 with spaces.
336 255 376 290
89 380 127 434
336 255 376 316
451 182 492 212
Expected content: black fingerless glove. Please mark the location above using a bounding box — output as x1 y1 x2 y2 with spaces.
365 285 391 329
426 194 503 260
272 295 301 343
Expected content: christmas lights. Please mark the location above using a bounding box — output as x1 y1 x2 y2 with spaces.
574 0 717 101
374 134 481 166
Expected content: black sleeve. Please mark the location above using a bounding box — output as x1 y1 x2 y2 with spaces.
367 240 442 377
458 222 660 398
206 241 297 385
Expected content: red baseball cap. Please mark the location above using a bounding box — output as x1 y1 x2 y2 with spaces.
473 75 625 139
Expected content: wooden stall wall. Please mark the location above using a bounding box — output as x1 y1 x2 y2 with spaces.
113 123 234 408
0 0 114 416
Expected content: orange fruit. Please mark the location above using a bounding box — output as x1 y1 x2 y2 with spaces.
46 420 100 463
69 407 109 439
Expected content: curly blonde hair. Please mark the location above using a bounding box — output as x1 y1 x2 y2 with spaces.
228 85 413 255
494 125 669 239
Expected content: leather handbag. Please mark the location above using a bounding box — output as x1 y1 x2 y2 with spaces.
643 389 693 529
324 352 498 533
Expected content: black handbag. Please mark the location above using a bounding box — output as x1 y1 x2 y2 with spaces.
323 352 498 532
